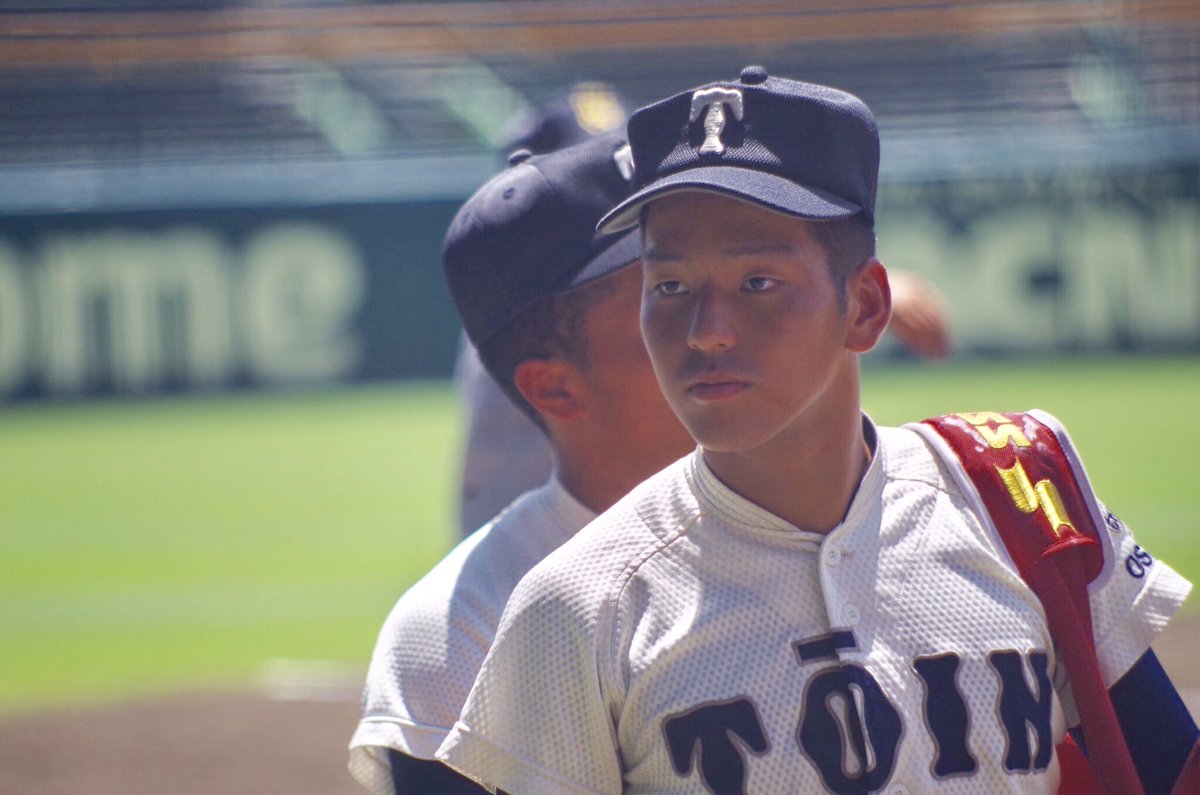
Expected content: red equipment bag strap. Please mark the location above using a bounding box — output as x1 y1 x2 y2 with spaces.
917 411 1142 795
1171 742 1200 795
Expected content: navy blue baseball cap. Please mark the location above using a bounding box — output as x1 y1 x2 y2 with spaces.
444 133 640 347
598 66 879 233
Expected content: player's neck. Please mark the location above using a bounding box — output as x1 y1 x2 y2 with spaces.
551 429 682 516
702 396 870 535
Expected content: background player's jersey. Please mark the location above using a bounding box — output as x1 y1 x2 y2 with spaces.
454 334 553 537
349 478 594 794
438 417 1192 795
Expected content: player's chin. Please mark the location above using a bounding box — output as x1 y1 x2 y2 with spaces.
675 410 766 455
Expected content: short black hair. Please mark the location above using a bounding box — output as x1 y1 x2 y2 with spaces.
809 213 877 308
476 274 620 428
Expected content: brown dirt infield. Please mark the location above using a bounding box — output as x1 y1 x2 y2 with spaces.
2 616 1197 794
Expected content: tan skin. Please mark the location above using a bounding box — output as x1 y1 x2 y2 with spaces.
512 262 696 514
640 192 892 534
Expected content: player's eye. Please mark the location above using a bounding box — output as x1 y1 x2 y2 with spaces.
654 280 686 296
743 276 778 292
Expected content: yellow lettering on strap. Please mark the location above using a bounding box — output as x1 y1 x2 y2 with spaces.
1033 480 1077 539
995 461 1078 539
978 423 1032 449
957 411 1009 426
956 412 1031 449
996 461 1039 513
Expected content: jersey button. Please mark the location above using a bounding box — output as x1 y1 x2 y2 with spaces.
888 785 910 795
843 603 861 626
823 544 842 566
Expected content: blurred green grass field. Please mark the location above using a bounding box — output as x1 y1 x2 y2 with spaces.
1 355 1196 716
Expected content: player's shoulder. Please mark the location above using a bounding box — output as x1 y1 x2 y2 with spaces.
885 409 1086 486
504 453 700 614
874 421 955 493
366 528 487 670
557 451 697 554
472 477 596 578
383 480 587 635
365 481 594 691
898 409 1085 469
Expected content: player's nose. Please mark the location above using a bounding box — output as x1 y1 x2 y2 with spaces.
686 290 737 353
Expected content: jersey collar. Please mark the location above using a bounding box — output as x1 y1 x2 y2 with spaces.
687 414 883 538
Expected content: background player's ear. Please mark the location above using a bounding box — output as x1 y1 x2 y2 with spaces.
513 358 588 422
845 258 892 353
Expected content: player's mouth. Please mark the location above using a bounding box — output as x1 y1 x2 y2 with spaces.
686 374 749 402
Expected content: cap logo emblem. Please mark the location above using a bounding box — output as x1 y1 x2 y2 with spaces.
613 143 635 181
689 87 744 156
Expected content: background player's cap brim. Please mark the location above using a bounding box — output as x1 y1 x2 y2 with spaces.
597 166 862 233
568 227 642 286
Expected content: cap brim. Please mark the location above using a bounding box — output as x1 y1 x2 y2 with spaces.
597 166 862 233
569 228 641 286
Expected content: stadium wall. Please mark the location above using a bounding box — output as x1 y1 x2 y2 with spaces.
0 163 1195 401
0 199 462 400
875 164 1199 357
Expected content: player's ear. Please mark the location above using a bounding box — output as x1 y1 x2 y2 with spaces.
844 258 892 353
513 358 588 422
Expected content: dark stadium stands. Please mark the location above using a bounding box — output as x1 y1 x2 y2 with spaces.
0 1 1195 209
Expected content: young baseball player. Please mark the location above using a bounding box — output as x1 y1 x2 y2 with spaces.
347 133 695 794
437 68 1197 794
453 87 951 539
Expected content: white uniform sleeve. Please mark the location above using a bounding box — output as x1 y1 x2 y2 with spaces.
1083 501 1191 685
1032 410 1193 686
437 566 623 795
348 539 493 794
349 594 481 794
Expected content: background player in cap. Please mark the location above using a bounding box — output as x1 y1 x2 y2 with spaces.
451 81 629 538
347 133 694 793
437 67 1196 794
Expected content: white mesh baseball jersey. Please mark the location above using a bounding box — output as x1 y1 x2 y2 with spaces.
349 478 595 794
437 415 1191 794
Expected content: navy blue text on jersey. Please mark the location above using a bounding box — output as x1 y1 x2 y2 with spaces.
662 631 1054 795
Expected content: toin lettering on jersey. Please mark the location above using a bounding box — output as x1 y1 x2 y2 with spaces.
663 633 1054 795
